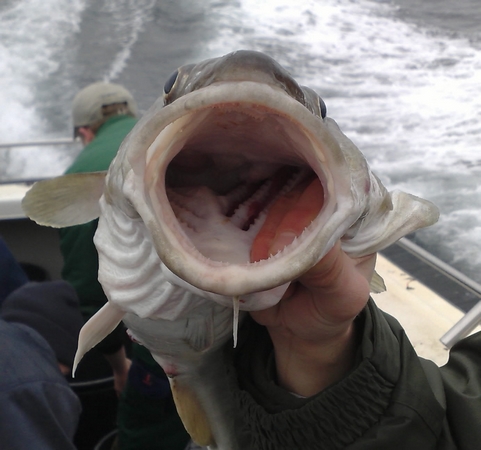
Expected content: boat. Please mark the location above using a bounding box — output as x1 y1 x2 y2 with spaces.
1 139 481 448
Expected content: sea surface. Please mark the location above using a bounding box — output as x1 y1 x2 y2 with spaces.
1 0 480 284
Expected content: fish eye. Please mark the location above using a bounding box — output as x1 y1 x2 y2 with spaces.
163 70 179 95
319 96 327 119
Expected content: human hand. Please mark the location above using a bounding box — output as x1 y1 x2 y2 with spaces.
250 177 376 397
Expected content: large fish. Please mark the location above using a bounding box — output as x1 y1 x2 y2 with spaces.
23 50 439 449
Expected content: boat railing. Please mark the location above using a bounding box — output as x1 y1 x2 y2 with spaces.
0 138 78 149
398 238 481 300
396 238 481 348
0 138 81 185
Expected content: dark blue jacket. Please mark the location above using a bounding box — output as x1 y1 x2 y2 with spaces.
0 320 81 449
0 237 28 305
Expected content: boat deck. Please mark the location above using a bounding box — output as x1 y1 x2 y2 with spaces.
381 240 480 313
376 245 481 366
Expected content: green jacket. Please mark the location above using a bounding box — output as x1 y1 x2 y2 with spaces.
59 115 137 351
228 299 481 449
65 115 137 174
60 114 189 447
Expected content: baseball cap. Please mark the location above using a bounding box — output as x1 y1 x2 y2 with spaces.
72 82 138 129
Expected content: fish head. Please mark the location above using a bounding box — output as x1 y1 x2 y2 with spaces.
162 50 323 115
23 50 439 318
99 50 371 313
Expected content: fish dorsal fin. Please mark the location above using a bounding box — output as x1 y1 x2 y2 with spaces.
73 302 125 376
370 270 386 294
22 171 107 227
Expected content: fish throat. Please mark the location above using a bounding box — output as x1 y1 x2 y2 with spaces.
145 102 323 271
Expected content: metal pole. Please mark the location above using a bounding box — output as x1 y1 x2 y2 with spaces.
396 239 481 349
440 300 481 348
0 138 77 149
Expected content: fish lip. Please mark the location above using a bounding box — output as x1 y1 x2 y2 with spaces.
123 81 357 297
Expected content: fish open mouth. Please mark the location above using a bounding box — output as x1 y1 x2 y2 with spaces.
154 104 321 264
136 82 350 298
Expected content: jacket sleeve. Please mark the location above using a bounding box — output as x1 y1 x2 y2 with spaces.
439 332 481 448
0 321 82 450
0 382 81 450
0 236 28 304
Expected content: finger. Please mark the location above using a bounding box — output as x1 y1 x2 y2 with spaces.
298 244 375 323
300 244 375 291
269 178 324 255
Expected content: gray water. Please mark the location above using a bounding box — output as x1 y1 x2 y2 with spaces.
1 0 480 284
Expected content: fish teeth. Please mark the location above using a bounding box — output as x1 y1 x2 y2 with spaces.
170 203 200 232
218 183 250 215
265 222 316 261
247 210 267 235
229 179 272 228
279 167 312 195
228 167 312 231
166 167 318 268
169 186 230 234
167 189 203 218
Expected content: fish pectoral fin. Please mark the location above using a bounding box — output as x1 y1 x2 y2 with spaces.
73 302 125 376
183 313 215 352
370 270 386 293
343 190 440 256
22 171 107 227
170 378 216 447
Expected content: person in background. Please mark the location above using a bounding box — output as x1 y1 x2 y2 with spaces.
60 81 138 394
0 281 84 450
62 82 191 449
0 236 28 305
